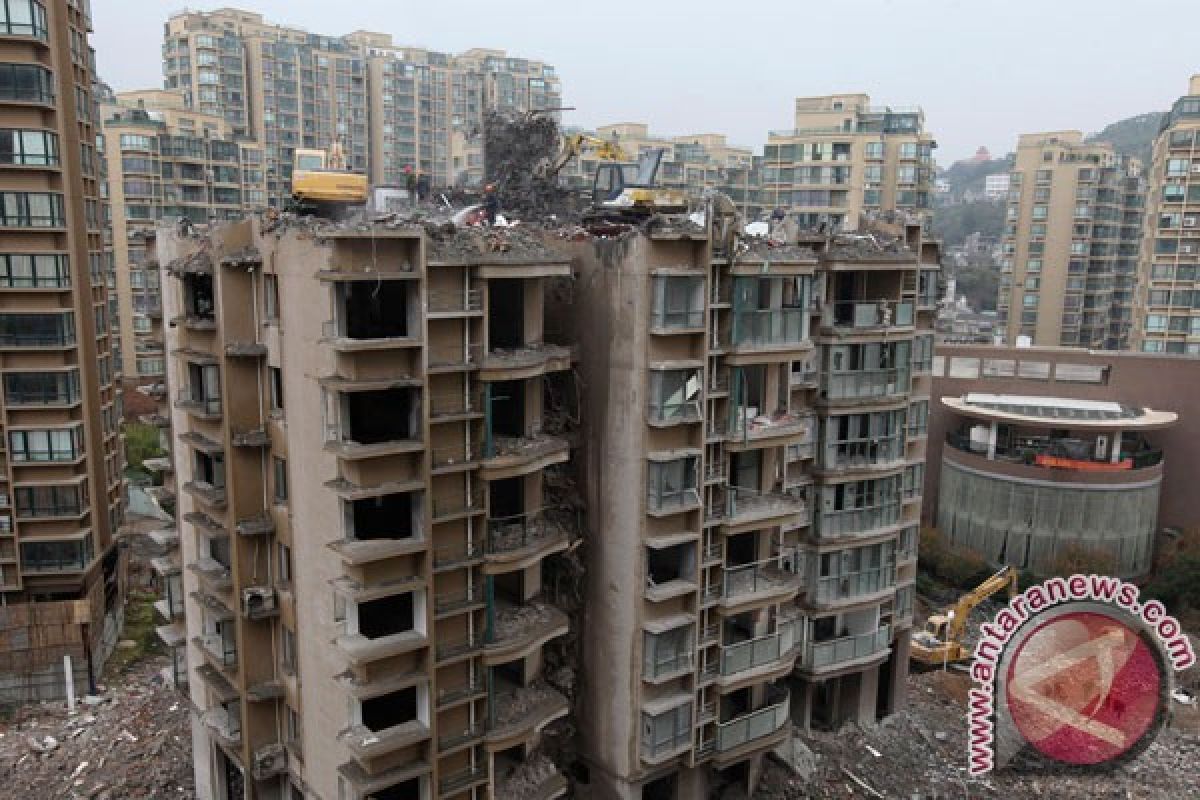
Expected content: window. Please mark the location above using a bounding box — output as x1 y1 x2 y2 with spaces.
0 129 57 166
911 333 934 372
263 273 279 320
0 191 64 227
652 275 703 329
1026 259 1041 274
20 535 93 573
1031 205 1048 221
898 526 918 560
1024 277 1040 290
0 1 48 38
896 165 917 184
648 369 700 424
1022 294 1039 308
9 425 83 462
277 541 292 586
641 702 692 759
902 464 924 501
269 366 284 411
0 311 74 346
273 456 288 504
907 400 928 436
1145 314 1167 333
1166 158 1189 177
0 253 68 288
864 141 883 159
4 370 79 405
643 624 692 678
15 484 85 518
137 357 165 376
646 456 698 512
0 63 53 103
281 626 297 675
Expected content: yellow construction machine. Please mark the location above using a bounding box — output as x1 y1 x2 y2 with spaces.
910 566 1019 667
289 140 368 215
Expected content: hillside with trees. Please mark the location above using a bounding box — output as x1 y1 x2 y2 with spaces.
1086 111 1166 167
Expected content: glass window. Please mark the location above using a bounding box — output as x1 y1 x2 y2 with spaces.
646 456 698 512
648 369 701 424
15 484 84 518
0 253 68 287
643 625 692 678
269 366 284 411
0 62 53 103
273 456 288 504
9 425 84 462
0 191 64 227
0 129 58 166
20 535 93 573
4 369 80 405
652 276 704 329
0 1 48 38
0 311 74 346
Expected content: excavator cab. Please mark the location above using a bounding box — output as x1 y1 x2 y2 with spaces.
590 148 688 219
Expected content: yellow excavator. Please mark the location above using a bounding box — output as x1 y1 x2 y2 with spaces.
910 566 1019 667
289 140 368 216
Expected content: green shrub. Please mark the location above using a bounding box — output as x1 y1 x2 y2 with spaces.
123 422 164 471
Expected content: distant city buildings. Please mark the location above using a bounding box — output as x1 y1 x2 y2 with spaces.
162 8 561 204
996 131 1144 349
983 173 1010 199
1133 74 1200 355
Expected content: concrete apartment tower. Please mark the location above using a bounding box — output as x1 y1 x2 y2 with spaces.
1133 75 1200 355
99 89 268 393
996 132 1145 349
0 0 128 702
158 216 579 800
567 212 937 798
761 95 937 231
162 9 561 203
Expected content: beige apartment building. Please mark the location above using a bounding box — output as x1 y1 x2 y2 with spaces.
761 94 937 231
156 216 579 800
1133 75 1200 355
0 0 127 698
99 89 267 388
567 214 937 798
997 132 1144 349
163 9 561 204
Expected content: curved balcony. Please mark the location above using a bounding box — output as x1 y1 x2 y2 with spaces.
484 602 569 665
819 299 914 337
479 343 574 381
719 560 802 612
809 566 896 610
820 368 910 406
495 754 568 800
817 434 907 475
944 434 1164 486
480 434 569 481
727 410 815 451
486 682 570 750
728 308 810 361
182 480 227 510
484 507 572 573
797 624 892 675
714 619 799 689
338 719 431 762
709 686 791 766
335 628 428 666
815 498 902 540
722 486 808 532
320 320 422 352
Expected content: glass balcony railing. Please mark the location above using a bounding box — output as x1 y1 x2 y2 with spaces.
820 434 906 471
719 620 798 677
800 625 891 670
813 566 896 604
715 688 790 752
723 559 800 600
731 308 807 349
816 499 901 538
822 368 910 401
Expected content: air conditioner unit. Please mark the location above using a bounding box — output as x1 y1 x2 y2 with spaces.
251 743 287 781
242 587 277 617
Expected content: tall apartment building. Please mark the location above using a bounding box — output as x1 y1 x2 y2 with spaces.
158 217 580 800
0 0 126 695
567 214 937 798
761 94 937 231
99 89 267 390
997 132 1144 349
1133 75 1200 355
162 9 561 204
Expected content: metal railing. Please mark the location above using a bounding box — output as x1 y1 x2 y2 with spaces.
800 625 891 670
719 621 797 676
730 308 807 348
822 300 914 330
651 308 704 330
647 487 700 514
813 566 896 604
648 398 702 426
822 367 909 401
723 559 797 600
485 506 572 555
715 690 790 752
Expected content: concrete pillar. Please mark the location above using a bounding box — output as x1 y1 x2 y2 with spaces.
791 680 814 732
677 765 708 799
987 421 998 460
1111 430 1123 464
888 635 912 715
856 665 880 724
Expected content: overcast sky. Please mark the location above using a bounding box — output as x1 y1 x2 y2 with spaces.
93 0 1198 164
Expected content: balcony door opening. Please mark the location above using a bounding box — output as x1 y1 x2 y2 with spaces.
488 379 526 441
350 491 415 543
361 685 418 733
367 777 420 800
344 281 410 340
489 475 524 520
725 531 758 568
488 279 525 350
358 592 414 640
345 387 419 445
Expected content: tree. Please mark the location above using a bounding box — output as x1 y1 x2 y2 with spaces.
124 422 164 472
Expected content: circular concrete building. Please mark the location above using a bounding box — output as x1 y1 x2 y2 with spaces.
936 393 1177 578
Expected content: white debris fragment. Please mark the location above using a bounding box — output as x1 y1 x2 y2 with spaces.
744 221 770 236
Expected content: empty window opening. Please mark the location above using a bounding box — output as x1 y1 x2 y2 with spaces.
646 542 695 587
489 476 524 520
358 592 414 639
725 531 758 567
345 388 418 444
368 777 421 800
488 279 525 350
361 686 417 732
184 273 214 319
489 379 526 439
351 492 414 541
343 281 410 340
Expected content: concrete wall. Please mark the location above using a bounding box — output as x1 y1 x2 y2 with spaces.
925 345 1200 534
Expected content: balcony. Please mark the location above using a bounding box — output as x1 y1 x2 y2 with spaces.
717 619 799 683
820 300 914 334
199 706 241 747
427 288 483 317
480 434 569 479
335 627 428 666
798 625 891 673
712 686 790 762
174 390 221 419
183 480 227 509
816 499 901 539
485 506 572 571
821 367 909 404
487 681 570 748
188 556 232 591
811 566 896 607
820 434 906 474
944 432 1165 484
485 601 569 664
193 631 237 669
721 560 802 610
728 410 814 449
729 308 809 355
495 754 567 800
723 486 807 530
338 718 431 761
479 343 573 381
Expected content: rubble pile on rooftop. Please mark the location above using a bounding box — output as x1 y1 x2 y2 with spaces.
483 109 576 218
422 220 558 261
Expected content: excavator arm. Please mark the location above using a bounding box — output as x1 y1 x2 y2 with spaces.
544 133 630 177
946 566 1018 643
